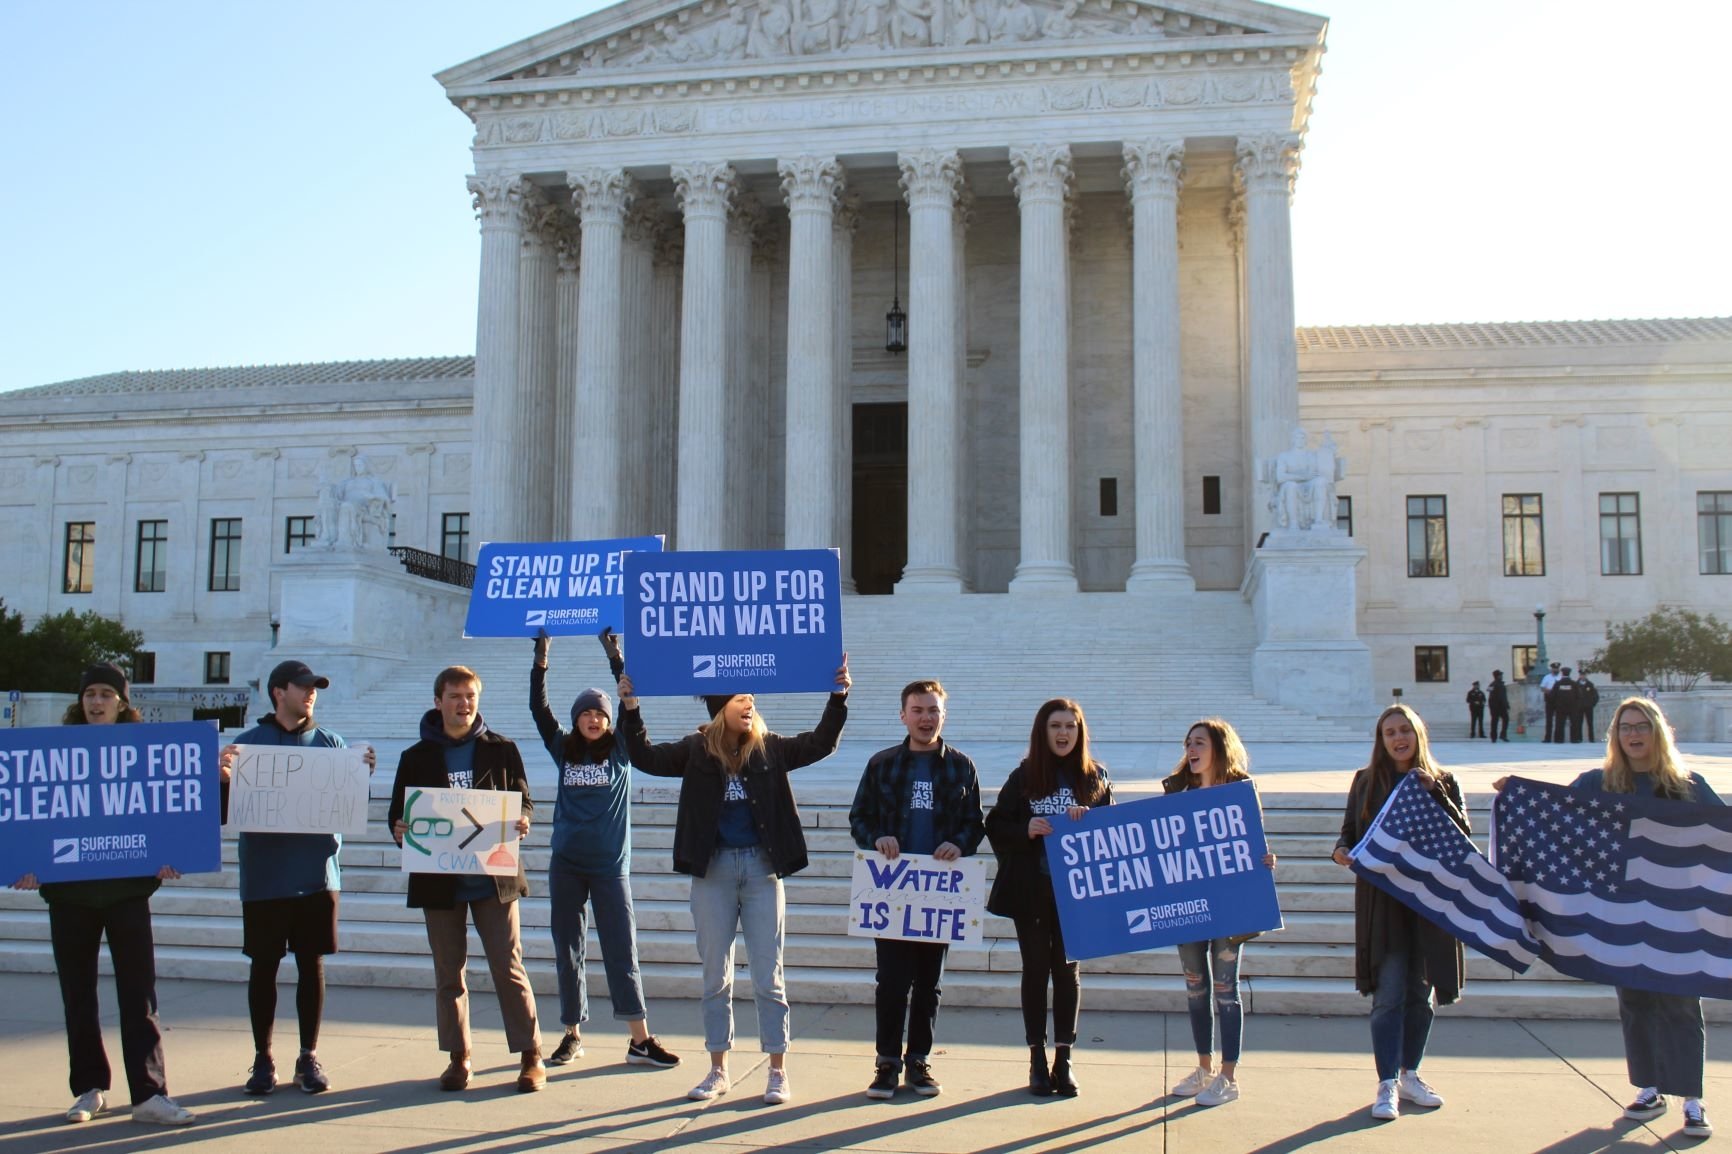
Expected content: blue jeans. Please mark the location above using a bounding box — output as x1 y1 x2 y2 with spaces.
548 869 646 1027
689 847 788 1054
1369 948 1434 1081
1177 937 1243 1063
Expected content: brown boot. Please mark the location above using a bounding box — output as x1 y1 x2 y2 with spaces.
439 1052 471 1092
517 1049 546 1093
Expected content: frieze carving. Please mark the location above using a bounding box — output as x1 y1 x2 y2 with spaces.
524 0 1268 77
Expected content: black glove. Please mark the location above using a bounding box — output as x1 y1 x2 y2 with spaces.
599 627 625 680
533 628 550 664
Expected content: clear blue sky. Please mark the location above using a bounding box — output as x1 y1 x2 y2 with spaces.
2 0 1727 393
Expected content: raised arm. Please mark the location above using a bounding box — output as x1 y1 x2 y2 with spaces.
528 636 565 751
766 692 849 772
615 675 693 778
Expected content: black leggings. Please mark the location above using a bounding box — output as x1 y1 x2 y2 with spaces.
248 953 325 1054
1012 878 1079 1047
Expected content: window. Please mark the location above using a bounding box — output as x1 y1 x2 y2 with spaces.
1406 496 1448 577
1511 645 1538 683
1414 646 1449 683
135 520 168 593
441 512 471 563
284 515 315 554
63 522 95 594
132 651 157 685
1700 491 1732 575
204 651 231 685
1599 492 1642 576
209 518 242 592
1336 496 1353 537
1202 476 1222 516
1501 494 1545 577
1098 477 1118 517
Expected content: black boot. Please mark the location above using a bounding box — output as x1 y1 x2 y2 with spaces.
1051 1046 1078 1096
1028 1046 1052 1097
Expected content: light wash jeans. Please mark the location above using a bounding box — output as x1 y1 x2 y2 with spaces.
1177 937 1244 1063
548 869 646 1027
1369 947 1434 1081
689 847 788 1054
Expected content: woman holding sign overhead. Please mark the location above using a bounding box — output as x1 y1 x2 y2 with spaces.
1161 718 1277 1108
985 697 1113 1098
9 664 194 1126
1330 703 1467 1122
616 656 850 1107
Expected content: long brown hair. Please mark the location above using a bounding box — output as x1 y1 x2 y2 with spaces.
1022 698 1107 805
1357 703 1441 824
1603 696 1695 800
1162 718 1251 793
700 697 768 775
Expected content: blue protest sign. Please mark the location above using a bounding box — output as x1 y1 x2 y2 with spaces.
0 721 222 883
464 536 664 637
623 549 844 695
1044 781 1282 960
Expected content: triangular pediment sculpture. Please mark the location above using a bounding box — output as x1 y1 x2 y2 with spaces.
439 0 1326 88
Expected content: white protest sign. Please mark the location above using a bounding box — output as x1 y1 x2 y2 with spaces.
225 744 370 837
398 786 522 876
846 851 987 946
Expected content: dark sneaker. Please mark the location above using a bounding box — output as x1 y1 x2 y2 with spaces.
866 1062 899 1100
548 1034 584 1066
244 1055 276 1096
1683 1101 1712 1138
906 1058 941 1098
294 1054 329 1094
626 1036 681 1069
1624 1088 1666 1122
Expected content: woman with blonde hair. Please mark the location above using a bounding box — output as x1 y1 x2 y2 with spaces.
617 659 851 1106
1163 719 1277 1107
1577 696 1719 1139
986 697 1113 1097
1330 704 1468 1121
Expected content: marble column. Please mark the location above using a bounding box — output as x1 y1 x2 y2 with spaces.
648 229 683 541
568 168 637 540
896 148 965 593
1123 139 1194 591
779 156 843 552
466 173 530 544
726 199 761 547
952 183 973 589
551 225 581 536
1236 133 1302 541
619 202 660 538
832 195 859 592
518 199 560 541
671 162 737 551
1008 144 1079 593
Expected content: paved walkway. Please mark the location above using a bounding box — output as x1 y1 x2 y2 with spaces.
2 974 1724 1153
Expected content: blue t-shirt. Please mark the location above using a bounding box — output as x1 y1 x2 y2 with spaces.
716 774 759 848
444 741 494 903
904 752 939 856
547 742 632 876
1028 775 1081 877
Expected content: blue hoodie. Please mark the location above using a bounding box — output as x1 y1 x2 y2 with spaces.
229 713 348 903
530 663 631 876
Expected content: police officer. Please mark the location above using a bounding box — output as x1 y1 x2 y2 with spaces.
1552 668 1581 743
1487 671 1511 743
1577 669 1601 743
1465 681 1486 739
1540 662 1562 742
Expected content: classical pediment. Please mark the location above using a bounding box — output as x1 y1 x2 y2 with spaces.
438 0 1326 91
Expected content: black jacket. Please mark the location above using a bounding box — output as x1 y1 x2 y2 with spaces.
984 761 1114 920
387 713 534 909
849 738 985 856
1488 679 1510 712
621 694 847 878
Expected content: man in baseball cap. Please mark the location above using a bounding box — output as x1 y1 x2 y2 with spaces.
267 661 330 694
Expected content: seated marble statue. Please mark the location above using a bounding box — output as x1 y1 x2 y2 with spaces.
313 455 396 551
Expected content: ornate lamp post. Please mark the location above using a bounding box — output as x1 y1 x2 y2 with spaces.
1531 604 1549 683
884 204 906 354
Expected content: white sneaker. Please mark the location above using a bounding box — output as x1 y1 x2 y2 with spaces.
1398 1069 1444 1108
764 1068 792 1105
1196 1072 1240 1107
1171 1064 1212 1098
1683 1099 1712 1139
66 1090 105 1124
687 1067 730 1101
1372 1078 1400 1120
131 1094 195 1126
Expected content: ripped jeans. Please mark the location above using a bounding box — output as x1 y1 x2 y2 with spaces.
1177 937 1244 1063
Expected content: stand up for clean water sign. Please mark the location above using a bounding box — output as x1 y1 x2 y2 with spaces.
464 536 664 637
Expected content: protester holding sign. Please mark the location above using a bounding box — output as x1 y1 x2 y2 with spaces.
617 657 851 1107
529 631 680 1072
388 665 545 1094
1574 697 1718 1140
1330 704 1467 1122
218 660 376 1097
9 664 195 1127
985 698 1113 1098
1160 719 1277 1108
848 679 984 1101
